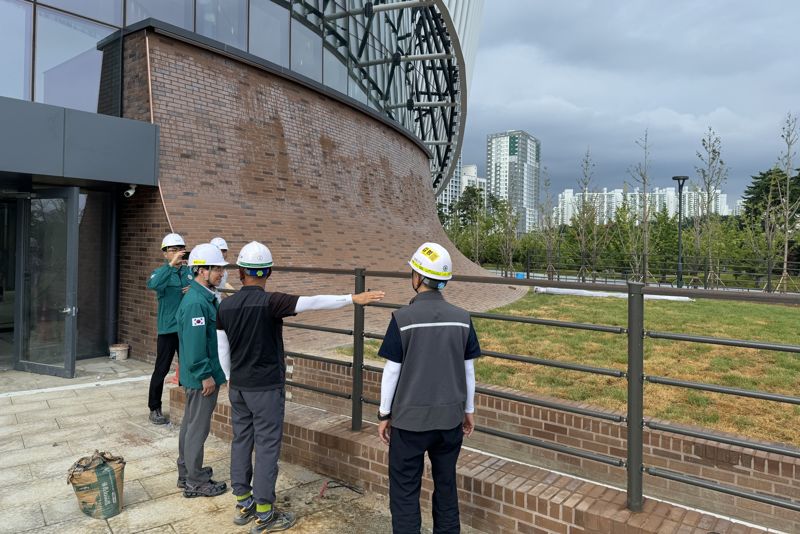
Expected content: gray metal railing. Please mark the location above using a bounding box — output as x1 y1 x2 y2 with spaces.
269 265 800 514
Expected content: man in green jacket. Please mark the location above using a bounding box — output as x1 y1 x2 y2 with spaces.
147 233 192 425
176 243 228 498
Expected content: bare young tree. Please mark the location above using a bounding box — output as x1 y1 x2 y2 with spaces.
627 130 651 282
571 148 609 282
742 169 783 292
695 127 728 288
775 113 799 292
493 198 520 277
612 184 643 281
538 168 562 280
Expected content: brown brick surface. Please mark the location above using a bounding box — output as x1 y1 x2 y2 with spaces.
117 28 524 364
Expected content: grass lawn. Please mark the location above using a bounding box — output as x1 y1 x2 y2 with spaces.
472 293 800 446
339 294 800 446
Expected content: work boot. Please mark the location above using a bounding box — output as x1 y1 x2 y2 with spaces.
250 508 296 533
177 466 213 488
233 496 256 525
183 479 227 498
149 408 168 425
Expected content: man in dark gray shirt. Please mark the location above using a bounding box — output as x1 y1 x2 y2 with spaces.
377 243 480 534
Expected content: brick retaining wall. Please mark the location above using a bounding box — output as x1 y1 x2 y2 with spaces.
169 385 772 533
287 356 799 532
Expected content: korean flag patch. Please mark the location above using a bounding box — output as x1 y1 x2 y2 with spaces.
191 317 205 327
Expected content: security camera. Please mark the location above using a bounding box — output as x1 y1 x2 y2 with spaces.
123 185 137 198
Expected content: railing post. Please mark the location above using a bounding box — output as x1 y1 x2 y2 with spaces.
626 281 645 511
351 268 366 431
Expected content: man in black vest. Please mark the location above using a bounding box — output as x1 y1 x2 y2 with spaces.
216 241 384 532
377 242 481 534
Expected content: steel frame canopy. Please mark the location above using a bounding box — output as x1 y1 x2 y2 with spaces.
308 0 465 195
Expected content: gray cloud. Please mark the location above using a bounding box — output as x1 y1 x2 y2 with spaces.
462 0 800 200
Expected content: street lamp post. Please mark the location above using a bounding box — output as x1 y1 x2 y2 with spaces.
672 176 688 288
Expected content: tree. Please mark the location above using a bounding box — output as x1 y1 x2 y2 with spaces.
742 168 784 291
775 113 799 292
538 168 563 280
609 187 643 281
490 197 519 276
627 129 652 282
695 127 728 288
570 148 609 282
451 186 487 265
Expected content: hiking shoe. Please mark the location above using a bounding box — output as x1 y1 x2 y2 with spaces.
183 479 227 498
250 508 296 533
177 466 213 488
234 496 256 525
149 409 168 425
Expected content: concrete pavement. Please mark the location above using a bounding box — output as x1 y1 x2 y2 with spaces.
0 358 481 533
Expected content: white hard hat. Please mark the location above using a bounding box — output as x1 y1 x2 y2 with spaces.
210 237 228 251
237 241 274 270
188 243 227 267
161 233 185 250
409 242 452 281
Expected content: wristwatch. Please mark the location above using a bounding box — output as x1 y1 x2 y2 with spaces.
377 411 391 421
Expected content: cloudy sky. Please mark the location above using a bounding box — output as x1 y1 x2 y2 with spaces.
461 0 800 201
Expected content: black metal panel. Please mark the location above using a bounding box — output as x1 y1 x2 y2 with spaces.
0 96 159 187
0 96 64 177
63 109 158 186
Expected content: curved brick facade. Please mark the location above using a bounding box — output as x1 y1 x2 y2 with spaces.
118 30 524 361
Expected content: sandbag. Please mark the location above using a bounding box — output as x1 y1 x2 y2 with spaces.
67 450 126 519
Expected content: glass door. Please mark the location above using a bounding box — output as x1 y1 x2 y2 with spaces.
16 187 79 377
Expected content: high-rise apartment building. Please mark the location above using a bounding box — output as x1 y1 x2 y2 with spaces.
486 130 541 233
554 186 731 226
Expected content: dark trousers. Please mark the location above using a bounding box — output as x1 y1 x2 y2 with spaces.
229 387 284 505
389 424 463 534
148 333 179 411
177 386 219 486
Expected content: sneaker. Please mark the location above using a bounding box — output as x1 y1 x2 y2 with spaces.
250 508 296 533
177 466 214 488
149 409 168 425
183 479 227 498
234 496 256 525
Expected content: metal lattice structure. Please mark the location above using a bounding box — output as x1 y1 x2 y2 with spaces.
309 0 466 194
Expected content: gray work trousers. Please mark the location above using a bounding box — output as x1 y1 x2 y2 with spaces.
229 387 285 505
177 386 219 486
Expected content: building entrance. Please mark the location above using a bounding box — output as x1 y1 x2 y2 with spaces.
0 199 16 369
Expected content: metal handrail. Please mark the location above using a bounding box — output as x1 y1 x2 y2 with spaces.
270 265 800 515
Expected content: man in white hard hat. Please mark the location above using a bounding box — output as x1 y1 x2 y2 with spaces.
146 233 192 425
176 243 229 498
210 237 234 302
216 241 384 532
377 243 480 534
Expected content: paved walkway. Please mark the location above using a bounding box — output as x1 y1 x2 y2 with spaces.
0 358 481 533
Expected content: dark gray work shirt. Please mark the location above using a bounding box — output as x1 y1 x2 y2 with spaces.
217 286 299 391
378 291 481 432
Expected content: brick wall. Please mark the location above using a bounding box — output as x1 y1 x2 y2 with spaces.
116 28 525 362
288 356 800 532
169 386 769 534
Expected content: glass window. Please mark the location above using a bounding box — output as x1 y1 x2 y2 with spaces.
0 0 32 100
196 0 247 50
127 0 193 30
40 0 122 26
35 7 115 113
290 19 321 82
323 48 347 94
249 0 289 67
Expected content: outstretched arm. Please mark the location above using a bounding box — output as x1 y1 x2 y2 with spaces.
294 290 384 313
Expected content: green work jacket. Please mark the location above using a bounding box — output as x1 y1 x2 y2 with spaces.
176 281 227 389
147 262 192 334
